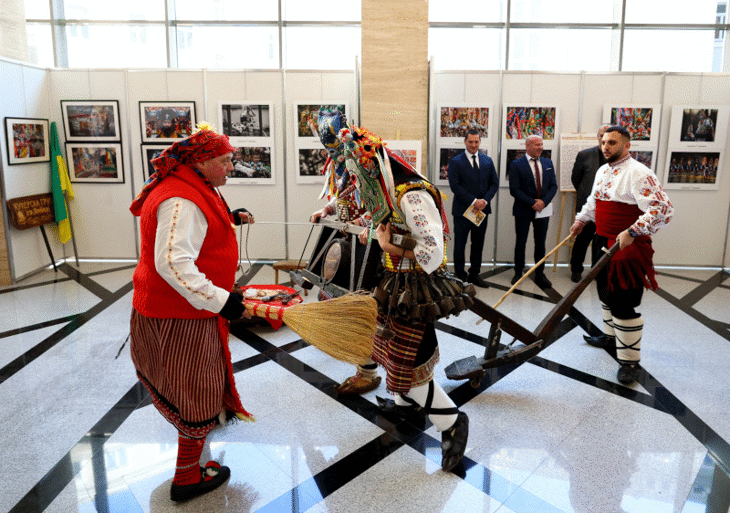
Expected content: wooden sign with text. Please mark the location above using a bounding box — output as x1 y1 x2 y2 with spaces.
6 193 55 230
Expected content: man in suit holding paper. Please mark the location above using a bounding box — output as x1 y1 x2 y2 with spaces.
448 129 499 288
509 134 558 289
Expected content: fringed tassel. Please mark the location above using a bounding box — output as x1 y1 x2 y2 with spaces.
607 237 657 292
216 316 255 422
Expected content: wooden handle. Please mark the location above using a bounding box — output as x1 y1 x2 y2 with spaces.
476 234 573 324
494 234 572 308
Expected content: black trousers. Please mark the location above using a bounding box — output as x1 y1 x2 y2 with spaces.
570 220 596 274
592 235 643 319
452 214 488 277
513 215 549 276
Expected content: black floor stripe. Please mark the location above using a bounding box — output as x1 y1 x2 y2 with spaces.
0 314 78 340
0 275 72 294
0 282 133 385
59 262 114 299
676 270 728 306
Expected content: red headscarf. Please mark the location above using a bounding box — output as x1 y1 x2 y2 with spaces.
130 125 235 216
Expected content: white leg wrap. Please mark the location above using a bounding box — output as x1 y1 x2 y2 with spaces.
357 359 378 379
404 381 458 432
614 316 642 364
601 302 615 337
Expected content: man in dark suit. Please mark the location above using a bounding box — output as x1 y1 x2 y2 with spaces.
448 129 499 287
569 124 608 282
508 134 558 289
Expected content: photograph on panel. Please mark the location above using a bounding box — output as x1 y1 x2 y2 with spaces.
504 106 556 140
66 142 124 183
139 102 196 142
220 103 271 137
61 100 120 141
439 106 489 139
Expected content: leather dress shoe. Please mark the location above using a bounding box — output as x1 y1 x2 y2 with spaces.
510 273 522 285
468 274 489 288
571 272 582 283
583 334 615 348
534 274 552 289
617 363 640 385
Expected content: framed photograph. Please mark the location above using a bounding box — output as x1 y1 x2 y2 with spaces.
296 143 329 184
504 106 557 141
294 102 348 139
228 145 275 185
502 148 553 184
219 103 272 138
665 149 721 190
4 117 50 165
141 144 171 181
139 101 196 143
66 142 124 183
61 100 120 141
385 140 422 176
667 105 729 147
438 106 490 140
435 147 489 186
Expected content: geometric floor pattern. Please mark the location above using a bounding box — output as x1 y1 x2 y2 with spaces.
1 260 729 513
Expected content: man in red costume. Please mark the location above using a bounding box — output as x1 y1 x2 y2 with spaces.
129 124 255 502
570 126 673 385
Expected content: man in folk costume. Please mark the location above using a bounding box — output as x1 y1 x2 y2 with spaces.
570 125 674 385
309 108 380 395
129 123 255 502
339 125 476 472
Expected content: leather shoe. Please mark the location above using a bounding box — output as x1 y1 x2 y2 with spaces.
455 271 468 282
510 273 522 285
571 272 582 283
534 274 552 289
468 274 489 288
376 396 425 422
441 411 469 471
170 462 231 502
617 363 640 385
583 334 615 348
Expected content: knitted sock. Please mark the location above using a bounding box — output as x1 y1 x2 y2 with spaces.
601 302 615 337
173 433 206 486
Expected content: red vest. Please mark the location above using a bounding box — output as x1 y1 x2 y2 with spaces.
132 165 238 318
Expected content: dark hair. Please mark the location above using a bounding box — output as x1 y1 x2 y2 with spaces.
465 129 480 139
605 125 630 140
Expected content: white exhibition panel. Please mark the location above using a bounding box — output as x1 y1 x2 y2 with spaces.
0 59 57 278
2 57 730 281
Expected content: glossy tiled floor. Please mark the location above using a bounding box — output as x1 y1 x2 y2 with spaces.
2 260 729 513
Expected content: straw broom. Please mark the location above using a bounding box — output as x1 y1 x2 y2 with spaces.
243 293 378 365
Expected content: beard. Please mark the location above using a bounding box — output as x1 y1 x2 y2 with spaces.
604 150 623 163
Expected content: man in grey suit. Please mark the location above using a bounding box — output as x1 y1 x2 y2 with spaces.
569 124 609 282
508 135 558 289
448 129 499 287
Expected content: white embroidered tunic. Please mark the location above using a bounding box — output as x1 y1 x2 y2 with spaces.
576 155 674 236
154 197 230 313
392 189 445 275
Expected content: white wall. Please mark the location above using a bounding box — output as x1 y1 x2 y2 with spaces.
0 59 58 279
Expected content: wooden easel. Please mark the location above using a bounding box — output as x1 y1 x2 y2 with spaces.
552 190 577 271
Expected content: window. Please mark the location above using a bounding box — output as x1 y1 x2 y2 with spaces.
508 28 615 72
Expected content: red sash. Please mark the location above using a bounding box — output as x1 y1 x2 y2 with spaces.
595 200 657 291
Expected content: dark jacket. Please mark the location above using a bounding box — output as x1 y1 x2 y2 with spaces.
571 145 606 210
447 151 499 216
508 154 558 218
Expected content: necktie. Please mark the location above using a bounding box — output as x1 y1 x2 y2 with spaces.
472 154 478 169
531 158 542 196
